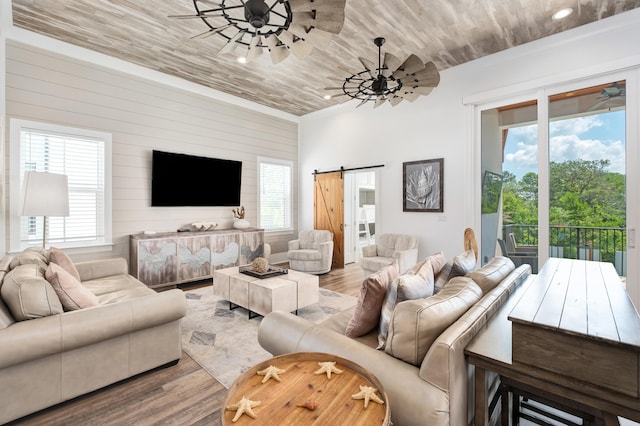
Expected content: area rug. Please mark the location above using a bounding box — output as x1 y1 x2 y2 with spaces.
180 286 357 388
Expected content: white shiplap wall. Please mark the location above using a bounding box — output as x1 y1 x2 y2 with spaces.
4 40 298 262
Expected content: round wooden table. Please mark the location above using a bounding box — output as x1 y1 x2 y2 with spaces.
223 352 390 425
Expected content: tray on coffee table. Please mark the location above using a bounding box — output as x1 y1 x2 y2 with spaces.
239 264 288 279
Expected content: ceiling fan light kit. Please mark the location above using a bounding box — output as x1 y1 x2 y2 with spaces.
328 37 441 108
170 0 346 64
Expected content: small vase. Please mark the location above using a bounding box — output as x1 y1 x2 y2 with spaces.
234 219 250 229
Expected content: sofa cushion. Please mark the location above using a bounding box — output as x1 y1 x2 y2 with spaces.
0 255 16 329
377 259 439 348
48 247 81 282
434 249 477 293
287 249 322 261
384 276 483 366
359 256 395 274
466 256 516 294
45 263 99 310
345 261 399 338
0 264 63 321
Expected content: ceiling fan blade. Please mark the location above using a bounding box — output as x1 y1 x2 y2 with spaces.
218 30 244 54
265 35 290 64
374 96 387 108
245 35 263 62
325 92 349 99
392 54 425 79
189 23 232 39
405 62 441 87
381 52 403 77
288 24 333 49
358 57 376 79
407 86 434 96
288 0 346 12
168 13 222 19
388 95 404 106
355 98 371 108
403 92 421 102
278 30 313 58
292 11 344 34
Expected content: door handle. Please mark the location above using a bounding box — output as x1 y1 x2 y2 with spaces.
340 224 344 231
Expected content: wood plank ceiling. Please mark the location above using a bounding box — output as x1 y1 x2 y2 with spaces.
10 0 640 116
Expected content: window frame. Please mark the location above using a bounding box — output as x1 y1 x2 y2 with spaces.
9 118 113 253
257 156 294 234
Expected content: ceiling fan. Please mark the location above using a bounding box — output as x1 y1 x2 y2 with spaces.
169 0 346 64
325 37 440 108
587 81 626 112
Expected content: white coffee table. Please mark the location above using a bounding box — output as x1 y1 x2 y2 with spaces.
213 266 319 318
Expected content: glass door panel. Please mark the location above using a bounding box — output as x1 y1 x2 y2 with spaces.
548 81 627 276
481 101 539 272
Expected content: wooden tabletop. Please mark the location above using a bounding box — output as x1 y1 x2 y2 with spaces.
508 258 640 348
223 352 390 425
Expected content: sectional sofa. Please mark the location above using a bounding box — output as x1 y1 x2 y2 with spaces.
0 247 187 424
259 255 532 426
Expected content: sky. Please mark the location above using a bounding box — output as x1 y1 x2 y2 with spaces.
503 110 626 179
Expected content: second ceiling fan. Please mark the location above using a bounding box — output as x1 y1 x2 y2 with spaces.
170 0 346 64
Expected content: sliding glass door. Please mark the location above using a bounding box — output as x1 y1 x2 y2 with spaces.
479 73 638 301
548 81 627 274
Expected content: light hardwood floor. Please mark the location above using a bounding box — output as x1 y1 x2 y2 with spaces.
7 263 365 426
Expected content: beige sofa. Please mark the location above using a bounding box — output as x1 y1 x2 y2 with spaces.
0 248 187 424
259 257 532 426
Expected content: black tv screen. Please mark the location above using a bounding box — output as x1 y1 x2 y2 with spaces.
151 150 242 207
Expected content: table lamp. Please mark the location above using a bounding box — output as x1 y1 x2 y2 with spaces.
20 171 70 248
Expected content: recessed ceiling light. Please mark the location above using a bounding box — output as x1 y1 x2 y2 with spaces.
237 56 247 64
552 8 573 20
323 95 332 100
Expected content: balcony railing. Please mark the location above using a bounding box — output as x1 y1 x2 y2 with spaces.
502 224 627 276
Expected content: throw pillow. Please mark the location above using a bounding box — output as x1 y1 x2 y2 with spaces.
8 247 49 274
344 261 399 338
384 276 483 365
1 264 63 321
466 256 515 294
434 249 477 293
408 251 446 278
49 247 81 282
45 263 99 311
377 260 436 349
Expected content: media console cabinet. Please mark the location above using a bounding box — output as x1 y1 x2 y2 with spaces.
130 228 264 288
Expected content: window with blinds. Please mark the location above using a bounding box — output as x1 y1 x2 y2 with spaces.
258 157 292 232
12 119 111 250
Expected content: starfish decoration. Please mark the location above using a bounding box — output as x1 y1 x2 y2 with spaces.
226 395 261 422
257 365 287 383
351 385 385 409
313 361 343 379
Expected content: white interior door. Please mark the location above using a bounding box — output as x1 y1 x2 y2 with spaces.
344 173 356 264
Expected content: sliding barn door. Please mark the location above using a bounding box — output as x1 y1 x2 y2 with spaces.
314 172 344 268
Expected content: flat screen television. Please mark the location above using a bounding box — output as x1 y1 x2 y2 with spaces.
151 150 242 207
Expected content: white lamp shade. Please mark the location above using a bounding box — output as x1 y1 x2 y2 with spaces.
20 172 70 217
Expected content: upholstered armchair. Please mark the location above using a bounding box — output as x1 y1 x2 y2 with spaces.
287 230 334 274
360 233 419 275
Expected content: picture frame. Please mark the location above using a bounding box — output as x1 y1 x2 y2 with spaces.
403 158 444 212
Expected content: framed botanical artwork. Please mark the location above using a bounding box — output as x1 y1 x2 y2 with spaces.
403 158 444 212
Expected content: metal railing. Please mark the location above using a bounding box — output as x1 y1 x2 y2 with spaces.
502 224 627 275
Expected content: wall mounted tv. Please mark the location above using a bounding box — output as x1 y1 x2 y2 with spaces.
151 150 242 207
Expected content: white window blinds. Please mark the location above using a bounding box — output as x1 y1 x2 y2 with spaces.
259 158 292 231
19 126 107 248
